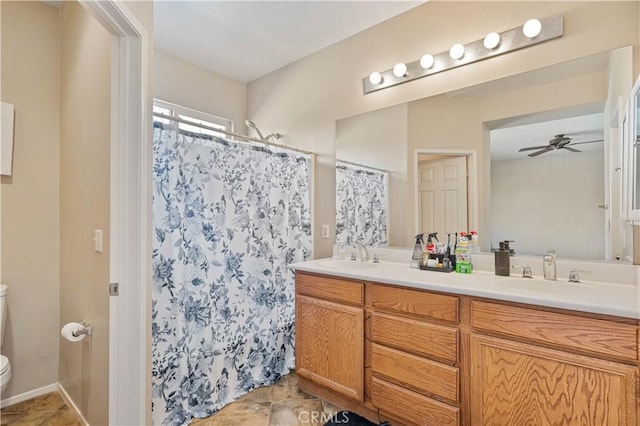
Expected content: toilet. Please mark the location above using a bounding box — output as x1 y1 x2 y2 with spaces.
0 284 11 395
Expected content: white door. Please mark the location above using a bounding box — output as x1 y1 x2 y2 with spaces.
418 156 468 235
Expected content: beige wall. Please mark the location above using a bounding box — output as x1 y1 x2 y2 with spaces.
154 50 246 132
336 104 408 247
491 151 605 259
59 2 111 424
0 0 60 399
247 1 640 257
407 95 489 247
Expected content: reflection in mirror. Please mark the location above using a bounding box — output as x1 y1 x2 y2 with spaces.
335 104 408 247
335 47 634 261
416 153 469 238
634 85 640 211
335 160 389 246
490 113 605 259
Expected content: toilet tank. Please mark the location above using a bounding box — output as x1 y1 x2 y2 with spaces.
0 285 6 346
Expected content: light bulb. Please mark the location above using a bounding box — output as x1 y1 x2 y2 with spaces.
523 19 542 38
368 71 383 85
483 32 500 49
449 43 465 60
393 62 407 78
420 54 434 69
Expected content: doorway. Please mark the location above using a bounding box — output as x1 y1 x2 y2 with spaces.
413 149 478 239
417 155 468 235
81 2 149 424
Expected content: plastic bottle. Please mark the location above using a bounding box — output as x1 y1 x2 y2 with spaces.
470 231 479 254
411 233 424 269
455 235 472 273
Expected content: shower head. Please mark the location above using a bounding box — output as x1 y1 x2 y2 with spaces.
245 120 265 141
264 133 283 143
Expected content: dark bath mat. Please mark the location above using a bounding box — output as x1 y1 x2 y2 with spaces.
323 411 378 426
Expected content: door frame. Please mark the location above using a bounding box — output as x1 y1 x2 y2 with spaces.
413 149 478 238
80 1 149 424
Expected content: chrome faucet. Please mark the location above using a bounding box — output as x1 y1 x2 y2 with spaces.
568 268 591 283
543 250 557 280
512 264 533 278
356 243 369 262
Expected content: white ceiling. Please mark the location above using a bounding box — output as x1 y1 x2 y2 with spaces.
448 52 610 163
154 2 609 160
491 113 604 162
154 1 424 83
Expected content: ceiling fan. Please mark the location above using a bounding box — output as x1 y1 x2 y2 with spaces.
518 134 604 157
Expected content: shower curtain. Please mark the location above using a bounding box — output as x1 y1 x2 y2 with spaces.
151 122 312 425
335 163 388 247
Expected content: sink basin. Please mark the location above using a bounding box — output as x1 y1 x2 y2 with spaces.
319 259 379 270
497 277 596 296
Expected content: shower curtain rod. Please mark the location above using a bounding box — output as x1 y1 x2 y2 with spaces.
336 158 388 173
153 112 313 156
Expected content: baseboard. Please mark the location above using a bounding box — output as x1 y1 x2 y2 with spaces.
0 383 58 409
58 383 90 426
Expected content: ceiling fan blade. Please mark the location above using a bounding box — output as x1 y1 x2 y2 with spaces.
562 146 581 153
519 145 550 152
528 147 553 157
569 139 604 146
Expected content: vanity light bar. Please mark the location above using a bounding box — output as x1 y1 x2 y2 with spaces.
363 15 563 94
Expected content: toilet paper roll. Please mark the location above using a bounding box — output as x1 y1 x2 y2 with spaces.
61 322 86 342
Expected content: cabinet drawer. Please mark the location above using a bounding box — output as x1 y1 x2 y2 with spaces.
296 272 363 305
371 377 459 426
371 312 458 363
371 343 458 403
371 284 459 323
471 301 638 361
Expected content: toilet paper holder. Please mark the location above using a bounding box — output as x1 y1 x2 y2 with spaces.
72 322 92 338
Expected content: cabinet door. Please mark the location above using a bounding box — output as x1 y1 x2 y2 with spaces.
296 295 364 401
470 335 637 426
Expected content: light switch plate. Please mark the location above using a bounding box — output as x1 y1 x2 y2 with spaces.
321 224 330 239
94 229 103 253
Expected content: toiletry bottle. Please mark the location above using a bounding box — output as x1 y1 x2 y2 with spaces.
495 240 510 276
470 231 479 254
411 233 424 269
455 235 472 273
426 232 439 255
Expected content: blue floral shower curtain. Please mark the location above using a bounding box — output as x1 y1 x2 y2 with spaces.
335 163 388 247
151 122 312 425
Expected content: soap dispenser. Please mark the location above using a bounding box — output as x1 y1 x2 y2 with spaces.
495 240 510 276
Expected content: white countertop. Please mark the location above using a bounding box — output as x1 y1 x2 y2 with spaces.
290 257 640 319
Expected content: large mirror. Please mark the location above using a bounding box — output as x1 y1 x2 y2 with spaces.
336 46 634 261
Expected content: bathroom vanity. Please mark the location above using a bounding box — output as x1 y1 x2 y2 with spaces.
291 257 640 425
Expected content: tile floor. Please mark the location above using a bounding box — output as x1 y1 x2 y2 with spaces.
0 373 341 426
192 372 343 426
0 392 81 426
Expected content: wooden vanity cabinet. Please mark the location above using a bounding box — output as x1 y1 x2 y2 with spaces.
295 272 640 426
470 301 639 426
368 284 461 425
295 273 365 402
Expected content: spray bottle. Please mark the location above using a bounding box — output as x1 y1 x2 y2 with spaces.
426 232 439 254
411 233 424 269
